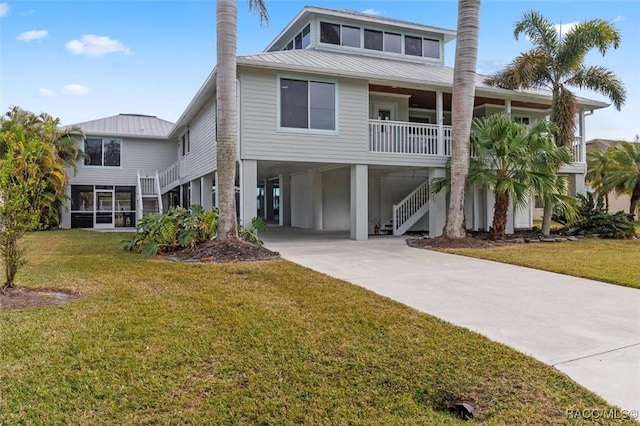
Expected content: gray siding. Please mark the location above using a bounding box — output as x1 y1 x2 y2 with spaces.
182 100 217 182
240 68 369 163
70 136 176 186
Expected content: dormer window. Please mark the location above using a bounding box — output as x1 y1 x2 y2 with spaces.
284 24 311 51
405 36 440 59
320 22 362 48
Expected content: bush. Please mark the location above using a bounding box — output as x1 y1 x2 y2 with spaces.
123 205 218 257
553 193 636 239
123 206 267 256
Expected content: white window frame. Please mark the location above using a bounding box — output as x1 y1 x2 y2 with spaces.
276 74 339 135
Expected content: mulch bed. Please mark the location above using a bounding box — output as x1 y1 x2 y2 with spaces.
162 238 280 263
407 229 567 250
0 288 79 311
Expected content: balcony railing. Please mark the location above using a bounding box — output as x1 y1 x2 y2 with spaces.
369 120 452 156
159 160 180 190
571 137 585 163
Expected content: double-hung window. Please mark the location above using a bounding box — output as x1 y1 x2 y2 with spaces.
84 138 122 167
279 78 336 132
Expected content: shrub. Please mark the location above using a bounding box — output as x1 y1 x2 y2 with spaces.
123 205 218 257
123 206 267 256
554 192 636 239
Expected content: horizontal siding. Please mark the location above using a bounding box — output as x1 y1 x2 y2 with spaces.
240 68 370 163
70 136 176 186
183 100 217 181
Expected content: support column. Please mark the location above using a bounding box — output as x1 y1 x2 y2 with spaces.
264 179 275 220
505 99 512 115
279 174 291 226
201 173 214 210
578 110 586 163
214 171 219 208
310 170 323 230
436 90 444 155
190 178 202 206
350 164 368 241
428 168 446 237
571 173 586 197
485 189 495 231
240 160 257 228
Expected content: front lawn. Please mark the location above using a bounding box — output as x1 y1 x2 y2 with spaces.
444 239 640 289
0 231 633 424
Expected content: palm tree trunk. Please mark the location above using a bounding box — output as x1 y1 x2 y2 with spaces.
445 0 481 239
216 0 239 241
541 199 553 236
492 192 510 239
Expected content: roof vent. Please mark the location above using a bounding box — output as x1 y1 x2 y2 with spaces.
140 126 145 132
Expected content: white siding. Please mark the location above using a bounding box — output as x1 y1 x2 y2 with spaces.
70 136 175 186
240 68 369 163
182 100 217 182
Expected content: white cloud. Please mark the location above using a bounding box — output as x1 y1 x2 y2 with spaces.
39 88 54 97
0 3 9 17
65 34 132 57
17 29 49 42
553 21 580 38
361 8 383 16
62 84 90 95
613 16 624 23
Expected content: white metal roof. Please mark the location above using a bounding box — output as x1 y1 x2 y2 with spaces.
238 49 609 109
64 114 174 139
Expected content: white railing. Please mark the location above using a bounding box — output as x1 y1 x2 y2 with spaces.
369 120 452 156
154 170 163 213
392 178 430 235
159 160 180 190
139 176 156 196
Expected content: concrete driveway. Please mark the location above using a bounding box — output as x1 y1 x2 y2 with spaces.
263 228 640 413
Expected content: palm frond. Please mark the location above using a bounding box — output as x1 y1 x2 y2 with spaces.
566 65 626 110
513 10 559 55
247 0 269 25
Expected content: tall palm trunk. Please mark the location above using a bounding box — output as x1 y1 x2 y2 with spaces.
492 191 510 239
216 0 239 241
445 0 481 238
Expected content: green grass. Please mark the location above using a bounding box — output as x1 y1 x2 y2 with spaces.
445 239 640 289
0 231 634 425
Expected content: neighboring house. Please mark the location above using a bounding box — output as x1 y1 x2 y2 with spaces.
586 138 636 216
60 114 175 229
61 6 609 239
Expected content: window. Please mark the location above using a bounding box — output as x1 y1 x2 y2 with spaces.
279 78 336 131
405 36 422 56
384 32 402 53
320 22 361 48
84 138 121 167
342 25 360 48
364 29 383 51
514 116 531 126
285 24 311 50
423 38 440 58
320 22 340 45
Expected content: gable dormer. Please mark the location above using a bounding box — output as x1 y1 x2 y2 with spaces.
265 7 456 65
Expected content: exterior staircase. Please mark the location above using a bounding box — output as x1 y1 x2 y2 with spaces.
390 178 430 235
136 170 163 222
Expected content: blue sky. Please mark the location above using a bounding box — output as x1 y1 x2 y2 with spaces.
1 0 638 140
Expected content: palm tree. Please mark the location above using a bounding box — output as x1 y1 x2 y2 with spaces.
486 11 625 147
469 114 559 239
586 149 614 210
216 0 268 241
485 11 626 232
445 0 481 239
603 141 640 219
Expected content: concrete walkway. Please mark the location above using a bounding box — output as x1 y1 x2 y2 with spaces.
263 228 640 413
